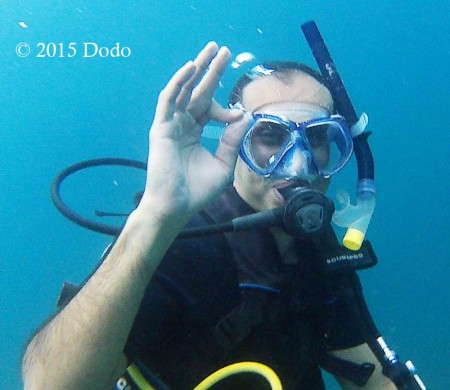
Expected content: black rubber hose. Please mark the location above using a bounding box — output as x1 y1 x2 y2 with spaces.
51 158 147 236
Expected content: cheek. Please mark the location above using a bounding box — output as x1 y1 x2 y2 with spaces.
246 168 268 193
234 159 274 209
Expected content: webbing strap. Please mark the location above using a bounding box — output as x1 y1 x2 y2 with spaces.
319 353 375 386
197 288 272 359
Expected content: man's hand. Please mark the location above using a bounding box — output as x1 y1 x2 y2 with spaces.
140 42 248 221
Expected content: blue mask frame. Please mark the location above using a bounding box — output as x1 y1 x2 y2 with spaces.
239 113 353 178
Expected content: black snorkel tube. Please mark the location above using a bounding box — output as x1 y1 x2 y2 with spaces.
302 21 376 251
301 21 374 178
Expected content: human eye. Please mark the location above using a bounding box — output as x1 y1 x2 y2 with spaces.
253 122 288 147
306 125 328 148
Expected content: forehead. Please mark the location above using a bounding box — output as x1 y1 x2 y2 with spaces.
241 71 333 113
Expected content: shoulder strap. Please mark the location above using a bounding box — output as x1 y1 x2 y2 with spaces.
195 287 277 360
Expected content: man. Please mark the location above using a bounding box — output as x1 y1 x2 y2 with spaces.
22 42 397 389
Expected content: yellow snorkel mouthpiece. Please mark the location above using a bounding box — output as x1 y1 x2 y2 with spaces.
343 228 366 251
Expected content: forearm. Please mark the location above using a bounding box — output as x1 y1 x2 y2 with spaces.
22 205 188 390
23 41 244 389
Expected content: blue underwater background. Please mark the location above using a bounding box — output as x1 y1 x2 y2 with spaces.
1 1 449 388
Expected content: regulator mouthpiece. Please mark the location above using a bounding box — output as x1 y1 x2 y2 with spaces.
279 186 334 237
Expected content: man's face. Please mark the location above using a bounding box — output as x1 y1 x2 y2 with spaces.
233 71 334 211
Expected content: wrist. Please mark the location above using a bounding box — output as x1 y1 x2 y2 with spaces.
111 203 190 279
126 196 192 245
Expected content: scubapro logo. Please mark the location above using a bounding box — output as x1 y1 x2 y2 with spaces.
326 253 363 265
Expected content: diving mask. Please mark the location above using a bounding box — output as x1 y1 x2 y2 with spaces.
239 107 353 180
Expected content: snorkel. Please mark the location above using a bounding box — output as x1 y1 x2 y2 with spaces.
301 21 376 250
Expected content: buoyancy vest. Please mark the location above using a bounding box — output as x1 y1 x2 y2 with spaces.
123 186 379 389
200 186 378 389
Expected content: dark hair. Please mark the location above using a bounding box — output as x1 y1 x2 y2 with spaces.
228 61 332 108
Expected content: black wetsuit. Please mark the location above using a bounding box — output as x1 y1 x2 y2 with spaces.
124 186 375 389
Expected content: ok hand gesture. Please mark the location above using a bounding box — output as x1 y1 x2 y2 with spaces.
140 42 249 222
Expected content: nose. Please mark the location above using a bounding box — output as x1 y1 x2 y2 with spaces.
289 145 307 169
278 141 312 178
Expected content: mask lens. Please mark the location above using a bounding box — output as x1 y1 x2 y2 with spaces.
245 118 292 171
305 121 352 175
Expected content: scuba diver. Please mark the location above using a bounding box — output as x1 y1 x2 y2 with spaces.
22 22 425 390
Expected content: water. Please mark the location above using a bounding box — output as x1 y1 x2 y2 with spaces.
1 1 449 388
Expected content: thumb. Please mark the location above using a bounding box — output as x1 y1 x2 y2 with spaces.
215 114 251 171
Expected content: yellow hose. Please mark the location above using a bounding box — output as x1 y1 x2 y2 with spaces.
193 361 283 390
127 363 156 390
